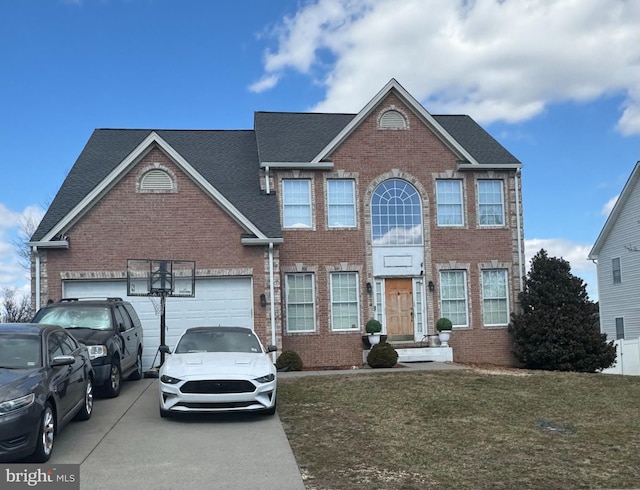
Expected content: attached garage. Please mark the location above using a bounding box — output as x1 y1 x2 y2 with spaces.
62 278 254 371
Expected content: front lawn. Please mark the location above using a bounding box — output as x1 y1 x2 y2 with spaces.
278 367 640 489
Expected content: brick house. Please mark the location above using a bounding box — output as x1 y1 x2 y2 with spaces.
30 79 525 370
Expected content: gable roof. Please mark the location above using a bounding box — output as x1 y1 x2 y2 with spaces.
32 129 281 242
588 161 640 260
254 79 521 168
32 78 522 246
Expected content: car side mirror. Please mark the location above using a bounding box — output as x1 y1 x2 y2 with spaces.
159 345 172 355
51 355 75 367
266 344 278 353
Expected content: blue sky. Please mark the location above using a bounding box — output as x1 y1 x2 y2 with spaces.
1 0 639 302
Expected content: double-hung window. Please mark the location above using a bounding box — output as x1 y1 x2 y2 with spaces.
283 180 311 228
327 180 356 228
330 272 359 331
439 270 468 326
478 180 504 225
612 258 621 284
482 269 509 325
436 180 463 226
285 274 315 332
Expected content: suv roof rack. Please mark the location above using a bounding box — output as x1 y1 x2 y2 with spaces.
59 297 123 303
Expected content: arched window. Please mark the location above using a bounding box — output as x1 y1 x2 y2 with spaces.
371 179 422 245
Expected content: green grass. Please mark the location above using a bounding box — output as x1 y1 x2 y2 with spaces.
277 368 640 490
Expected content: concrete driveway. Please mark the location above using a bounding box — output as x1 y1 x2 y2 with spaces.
49 378 305 490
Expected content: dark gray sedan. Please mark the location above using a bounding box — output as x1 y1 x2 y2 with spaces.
0 323 94 462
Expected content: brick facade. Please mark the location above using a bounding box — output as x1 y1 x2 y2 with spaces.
32 86 524 369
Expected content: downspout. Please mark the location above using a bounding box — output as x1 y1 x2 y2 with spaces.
514 169 524 292
33 246 41 311
269 242 276 361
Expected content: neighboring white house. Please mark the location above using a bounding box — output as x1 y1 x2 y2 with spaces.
589 161 640 374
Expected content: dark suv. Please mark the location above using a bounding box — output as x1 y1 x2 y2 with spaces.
32 298 144 397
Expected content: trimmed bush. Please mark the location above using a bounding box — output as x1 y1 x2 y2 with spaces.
275 350 304 372
436 317 453 331
365 319 382 334
367 342 398 369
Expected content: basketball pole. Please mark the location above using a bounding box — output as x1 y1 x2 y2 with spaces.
160 292 167 365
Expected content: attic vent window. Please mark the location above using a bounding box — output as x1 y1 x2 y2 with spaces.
139 169 176 193
378 108 408 130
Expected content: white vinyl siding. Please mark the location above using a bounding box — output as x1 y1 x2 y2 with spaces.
330 272 359 331
478 180 504 226
439 270 468 327
436 180 463 226
482 270 509 326
594 167 640 343
282 179 312 228
285 273 316 332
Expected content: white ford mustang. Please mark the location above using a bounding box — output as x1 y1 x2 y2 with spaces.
158 326 278 417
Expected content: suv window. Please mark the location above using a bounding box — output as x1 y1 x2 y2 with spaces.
115 305 133 331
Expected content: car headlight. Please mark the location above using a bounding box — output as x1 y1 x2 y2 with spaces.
87 345 108 360
160 375 182 384
254 373 275 383
0 393 35 415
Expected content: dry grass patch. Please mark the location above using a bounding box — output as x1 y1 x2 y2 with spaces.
278 369 640 490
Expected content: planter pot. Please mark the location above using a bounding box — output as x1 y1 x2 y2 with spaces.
438 330 451 347
427 334 441 347
368 334 381 346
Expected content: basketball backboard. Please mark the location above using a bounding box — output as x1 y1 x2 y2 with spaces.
127 259 195 297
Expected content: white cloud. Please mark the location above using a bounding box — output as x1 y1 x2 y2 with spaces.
524 237 598 300
601 195 619 217
255 0 640 135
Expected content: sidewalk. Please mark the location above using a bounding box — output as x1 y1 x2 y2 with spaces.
278 361 470 378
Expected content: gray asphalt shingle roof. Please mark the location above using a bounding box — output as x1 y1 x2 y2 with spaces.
32 110 520 242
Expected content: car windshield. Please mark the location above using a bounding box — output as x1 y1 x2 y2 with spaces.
34 306 111 331
175 330 262 354
0 334 42 369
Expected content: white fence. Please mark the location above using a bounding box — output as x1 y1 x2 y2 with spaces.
602 338 640 376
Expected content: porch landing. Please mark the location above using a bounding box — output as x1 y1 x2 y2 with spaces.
363 345 453 364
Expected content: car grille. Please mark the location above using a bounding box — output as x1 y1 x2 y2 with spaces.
180 380 255 394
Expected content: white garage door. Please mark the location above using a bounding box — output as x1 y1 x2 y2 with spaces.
63 278 253 371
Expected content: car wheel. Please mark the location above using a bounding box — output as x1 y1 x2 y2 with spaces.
128 350 143 381
100 359 121 398
75 377 94 421
31 402 55 462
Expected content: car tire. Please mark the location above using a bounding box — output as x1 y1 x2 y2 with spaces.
75 377 94 421
100 359 122 398
31 402 55 463
128 350 143 381
263 399 277 416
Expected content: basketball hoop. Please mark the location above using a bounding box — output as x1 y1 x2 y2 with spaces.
127 259 196 365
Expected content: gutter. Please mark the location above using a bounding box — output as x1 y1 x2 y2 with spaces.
515 169 524 292
269 242 277 362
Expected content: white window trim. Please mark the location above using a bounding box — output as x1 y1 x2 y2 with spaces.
481 269 510 327
282 179 313 229
330 272 360 332
285 273 316 333
436 180 464 227
327 179 356 229
439 270 469 328
477 180 505 227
